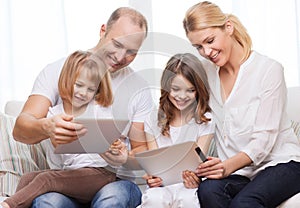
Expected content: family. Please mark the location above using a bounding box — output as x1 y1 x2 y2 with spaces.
1 1 300 208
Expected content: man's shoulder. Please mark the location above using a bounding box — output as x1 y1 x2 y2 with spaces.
113 67 149 88
42 57 67 73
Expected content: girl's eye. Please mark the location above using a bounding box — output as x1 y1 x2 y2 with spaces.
88 88 96 92
187 89 196 93
75 83 82 87
171 88 179 92
195 45 202 50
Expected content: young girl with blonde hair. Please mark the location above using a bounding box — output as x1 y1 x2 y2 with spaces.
0 50 124 208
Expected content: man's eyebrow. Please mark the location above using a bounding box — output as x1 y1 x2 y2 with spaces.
112 38 124 47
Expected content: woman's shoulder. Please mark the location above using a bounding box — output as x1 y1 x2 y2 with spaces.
250 51 283 68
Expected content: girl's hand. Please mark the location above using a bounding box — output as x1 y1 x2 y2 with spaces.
182 170 200 188
195 156 226 179
143 174 163 188
100 139 128 167
109 138 126 155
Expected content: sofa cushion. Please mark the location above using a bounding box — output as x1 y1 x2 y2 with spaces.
0 112 48 196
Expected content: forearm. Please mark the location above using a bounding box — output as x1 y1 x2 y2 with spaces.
223 152 252 176
13 113 50 144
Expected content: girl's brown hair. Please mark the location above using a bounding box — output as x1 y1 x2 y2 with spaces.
158 53 211 136
58 50 113 107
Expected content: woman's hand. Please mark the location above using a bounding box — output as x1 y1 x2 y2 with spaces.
195 157 226 179
182 170 200 188
143 174 163 188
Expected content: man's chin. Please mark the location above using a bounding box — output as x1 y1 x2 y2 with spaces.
108 65 127 73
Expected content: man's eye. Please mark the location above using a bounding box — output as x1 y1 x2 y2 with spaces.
113 41 122 49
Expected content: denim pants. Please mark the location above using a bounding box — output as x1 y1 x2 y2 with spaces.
197 161 300 208
31 179 142 208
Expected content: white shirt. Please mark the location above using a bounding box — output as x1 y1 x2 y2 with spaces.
41 102 108 170
144 109 215 148
32 57 152 134
33 58 153 172
205 51 300 179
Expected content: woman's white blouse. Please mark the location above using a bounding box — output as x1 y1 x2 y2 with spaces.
204 51 300 179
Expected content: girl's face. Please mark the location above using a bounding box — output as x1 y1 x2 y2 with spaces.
187 23 233 67
168 74 196 111
72 68 99 108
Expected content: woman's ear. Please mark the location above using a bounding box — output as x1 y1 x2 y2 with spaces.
225 20 234 35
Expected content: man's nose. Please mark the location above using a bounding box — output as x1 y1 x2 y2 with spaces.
115 49 127 63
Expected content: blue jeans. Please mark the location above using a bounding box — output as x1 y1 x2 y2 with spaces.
31 180 142 208
198 161 300 208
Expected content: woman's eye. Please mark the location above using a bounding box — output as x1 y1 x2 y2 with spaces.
207 38 214 44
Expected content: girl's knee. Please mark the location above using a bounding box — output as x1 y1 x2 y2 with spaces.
141 188 172 207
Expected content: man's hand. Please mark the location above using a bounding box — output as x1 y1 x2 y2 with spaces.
47 114 87 147
100 139 128 167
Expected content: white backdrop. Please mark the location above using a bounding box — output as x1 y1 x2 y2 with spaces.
0 0 299 111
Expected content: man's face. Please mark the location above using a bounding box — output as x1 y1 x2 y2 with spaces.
98 16 146 73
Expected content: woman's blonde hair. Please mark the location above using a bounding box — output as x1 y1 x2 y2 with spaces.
183 1 252 62
59 50 113 107
158 53 211 136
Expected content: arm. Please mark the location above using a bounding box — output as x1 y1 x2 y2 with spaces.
13 95 86 145
196 152 252 179
13 95 52 143
145 132 158 150
128 121 148 153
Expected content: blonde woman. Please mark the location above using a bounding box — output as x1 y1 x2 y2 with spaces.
183 1 300 208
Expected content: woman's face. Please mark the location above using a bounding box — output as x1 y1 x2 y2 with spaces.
168 74 196 112
187 23 233 67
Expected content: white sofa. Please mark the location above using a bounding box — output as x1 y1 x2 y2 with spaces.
1 86 300 206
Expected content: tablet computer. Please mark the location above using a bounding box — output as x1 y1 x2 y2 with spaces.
54 118 129 154
135 141 206 186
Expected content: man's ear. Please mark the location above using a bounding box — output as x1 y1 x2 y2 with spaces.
100 24 106 38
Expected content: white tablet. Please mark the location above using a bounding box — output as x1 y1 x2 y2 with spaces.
54 118 129 154
135 141 206 186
